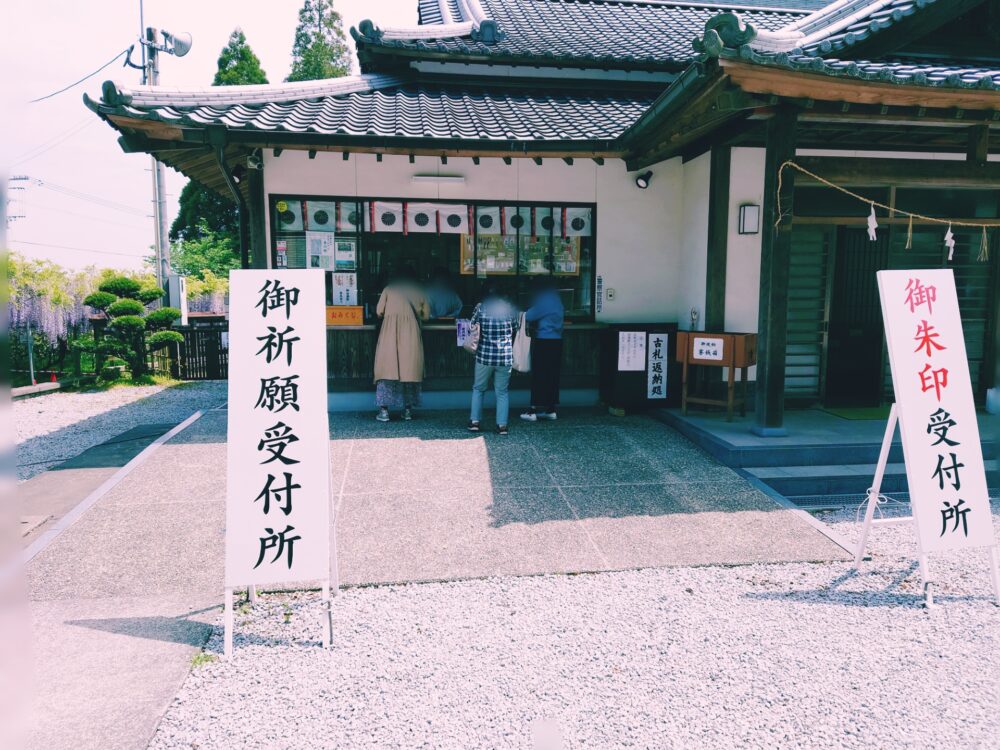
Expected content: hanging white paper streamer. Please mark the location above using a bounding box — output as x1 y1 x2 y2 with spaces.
945 223 956 261
503 206 531 235
533 207 555 237
407 202 439 233
336 201 363 232
866 204 878 241
305 200 336 232
476 206 502 235
365 201 404 233
565 207 593 237
275 199 303 231
438 204 470 234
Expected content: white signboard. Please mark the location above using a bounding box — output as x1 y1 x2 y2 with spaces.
226 270 331 588
878 269 995 553
331 273 357 306
647 333 668 399
617 331 646 371
693 336 724 361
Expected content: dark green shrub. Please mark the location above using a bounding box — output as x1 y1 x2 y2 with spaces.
99 277 142 299
137 287 165 304
109 315 146 333
107 299 145 317
144 307 182 330
83 291 116 311
147 330 184 349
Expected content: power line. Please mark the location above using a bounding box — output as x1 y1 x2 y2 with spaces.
29 47 132 103
19 201 150 231
33 179 149 217
10 239 151 259
10 118 97 167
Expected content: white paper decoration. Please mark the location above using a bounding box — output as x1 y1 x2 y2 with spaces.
365 201 404 233
305 200 336 232
336 201 363 232
407 202 439 233
476 206 502 235
564 207 592 237
437 204 470 234
503 206 531 236
275 199 303 231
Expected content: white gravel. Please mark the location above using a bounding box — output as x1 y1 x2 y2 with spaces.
14 381 226 481
150 502 1000 750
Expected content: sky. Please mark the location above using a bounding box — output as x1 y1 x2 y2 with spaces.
1 0 416 271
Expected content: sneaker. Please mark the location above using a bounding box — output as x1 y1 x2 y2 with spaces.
403 407 413 421
467 420 481 432
537 411 558 421
376 407 390 422
496 424 509 436
520 411 538 422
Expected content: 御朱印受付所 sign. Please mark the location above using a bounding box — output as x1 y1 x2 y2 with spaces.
226 270 331 587
878 269 995 554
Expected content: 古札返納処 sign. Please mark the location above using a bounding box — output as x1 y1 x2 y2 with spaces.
878 269 995 554
647 333 668 399
617 331 645 371
226 270 331 589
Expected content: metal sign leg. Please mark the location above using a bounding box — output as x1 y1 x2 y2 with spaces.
918 553 935 610
248 584 258 605
224 587 234 659
321 581 332 649
855 404 898 567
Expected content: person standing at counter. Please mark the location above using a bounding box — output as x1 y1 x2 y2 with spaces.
468 283 519 436
374 267 430 422
426 267 463 319
521 277 565 422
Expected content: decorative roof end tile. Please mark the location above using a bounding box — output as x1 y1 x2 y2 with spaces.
471 19 505 45
693 13 757 58
357 20 383 42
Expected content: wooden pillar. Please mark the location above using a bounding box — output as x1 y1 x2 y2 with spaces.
247 164 268 269
705 146 731 333
752 108 798 436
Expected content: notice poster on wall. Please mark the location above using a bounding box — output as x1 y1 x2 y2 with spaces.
334 238 357 271
456 319 473 347
878 269 995 554
225 269 331 589
554 238 581 275
693 336 724 361
306 231 336 270
276 240 288 268
331 272 357 306
647 333 668 399
618 331 646 371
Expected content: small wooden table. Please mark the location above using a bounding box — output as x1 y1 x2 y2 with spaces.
676 332 757 421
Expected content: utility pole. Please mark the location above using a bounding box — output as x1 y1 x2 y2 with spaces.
144 27 171 296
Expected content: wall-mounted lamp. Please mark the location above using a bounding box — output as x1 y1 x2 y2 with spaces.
411 174 466 184
635 170 653 190
738 203 761 234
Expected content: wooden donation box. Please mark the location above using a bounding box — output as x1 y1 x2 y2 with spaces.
675 332 757 421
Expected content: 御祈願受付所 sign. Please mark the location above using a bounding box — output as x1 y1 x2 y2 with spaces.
878 269 995 554
226 270 331 587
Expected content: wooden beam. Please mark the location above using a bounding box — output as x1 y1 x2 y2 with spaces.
376 153 383 162
342 152 350 161
563 157 574 165
409 154 415 163
705 147 731 333
441 155 448 164
308 150 317 159
720 59 1000 112
247 164 268 269
794 156 1000 187
533 157 543 165
593 157 605 165
272 147 283 157
753 107 798 436
502 157 512 165
472 156 480 165
968 123 991 165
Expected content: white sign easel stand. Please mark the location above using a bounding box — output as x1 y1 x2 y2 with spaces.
855 403 1000 609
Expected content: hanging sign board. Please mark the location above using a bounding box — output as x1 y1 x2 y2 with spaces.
647 333 668 399
617 331 646 371
226 270 331 589
693 336 724 362
326 306 363 327
878 269 995 553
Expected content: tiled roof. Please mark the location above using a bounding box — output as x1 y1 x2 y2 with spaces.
359 0 811 67
798 0 945 55
88 77 655 143
733 45 1000 90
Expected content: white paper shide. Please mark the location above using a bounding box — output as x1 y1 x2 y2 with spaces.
226 270 331 587
878 269 995 554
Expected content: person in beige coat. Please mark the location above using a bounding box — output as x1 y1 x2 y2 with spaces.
373 267 430 422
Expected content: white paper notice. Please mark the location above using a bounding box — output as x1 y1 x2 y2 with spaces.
693 336 724 361
306 231 335 271
878 269 995 554
331 273 357 306
647 333 668 399
617 331 646 371
226 270 331 587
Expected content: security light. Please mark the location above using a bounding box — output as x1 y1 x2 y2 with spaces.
635 170 653 189
738 203 761 235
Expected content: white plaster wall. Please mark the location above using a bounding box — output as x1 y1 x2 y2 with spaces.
263 150 684 323
725 147 766 381
675 152 710 331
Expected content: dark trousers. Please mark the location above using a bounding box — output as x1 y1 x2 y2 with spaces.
530 338 563 412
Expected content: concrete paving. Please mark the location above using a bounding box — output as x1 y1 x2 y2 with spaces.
24 407 849 750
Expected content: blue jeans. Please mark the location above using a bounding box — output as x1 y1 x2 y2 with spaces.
470 362 512 426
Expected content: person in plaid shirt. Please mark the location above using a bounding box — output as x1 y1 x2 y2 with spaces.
468 284 520 435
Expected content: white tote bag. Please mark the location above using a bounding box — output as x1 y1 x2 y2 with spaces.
512 312 531 373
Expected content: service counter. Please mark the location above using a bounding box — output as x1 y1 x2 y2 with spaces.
326 322 606 392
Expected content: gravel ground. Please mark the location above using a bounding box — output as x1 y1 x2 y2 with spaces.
14 381 227 481
150 502 1000 750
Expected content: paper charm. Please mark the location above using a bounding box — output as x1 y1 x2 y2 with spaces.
978 226 990 262
866 204 878 241
905 215 913 250
944 223 955 261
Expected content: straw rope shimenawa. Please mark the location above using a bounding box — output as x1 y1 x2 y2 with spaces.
775 160 992 261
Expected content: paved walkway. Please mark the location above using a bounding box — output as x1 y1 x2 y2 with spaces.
23 407 848 750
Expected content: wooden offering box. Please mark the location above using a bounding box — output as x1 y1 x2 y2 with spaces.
675 332 757 421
